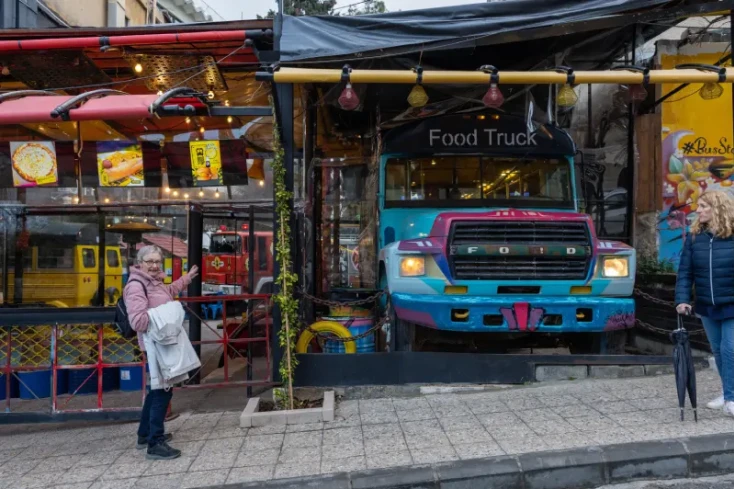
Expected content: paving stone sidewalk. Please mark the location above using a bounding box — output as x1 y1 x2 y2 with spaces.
0 370 732 489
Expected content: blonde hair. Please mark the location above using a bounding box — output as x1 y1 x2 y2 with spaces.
690 190 734 238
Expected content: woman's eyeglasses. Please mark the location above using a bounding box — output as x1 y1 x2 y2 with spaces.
143 260 163 266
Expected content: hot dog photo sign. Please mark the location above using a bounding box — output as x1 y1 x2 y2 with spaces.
97 141 145 187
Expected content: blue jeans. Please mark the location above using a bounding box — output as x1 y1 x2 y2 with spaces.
137 388 173 447
701 317 734 401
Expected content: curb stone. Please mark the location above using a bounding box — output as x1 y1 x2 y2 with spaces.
200 433 734 489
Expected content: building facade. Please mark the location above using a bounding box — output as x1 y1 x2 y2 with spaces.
0 0 211 29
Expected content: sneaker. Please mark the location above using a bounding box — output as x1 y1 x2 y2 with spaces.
146 441 181 460
725 401 734 417
707 395 725 410
137 433 172 449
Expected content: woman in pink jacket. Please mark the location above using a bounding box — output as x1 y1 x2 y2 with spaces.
123 245 199 460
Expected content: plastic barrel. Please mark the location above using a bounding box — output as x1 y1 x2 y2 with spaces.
0 374 19 400
322 317 376 354
103 368 119 392
119 366 144 392
18 370 59 399
67 368 97 395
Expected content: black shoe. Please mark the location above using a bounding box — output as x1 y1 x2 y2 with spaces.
137 433 172 449
146 441 181 460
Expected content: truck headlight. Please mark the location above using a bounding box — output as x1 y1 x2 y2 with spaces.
399 256 425 277
602 256 629 278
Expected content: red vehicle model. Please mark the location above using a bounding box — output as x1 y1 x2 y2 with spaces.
202 225 274 295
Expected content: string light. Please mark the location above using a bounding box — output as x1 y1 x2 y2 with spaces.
164 187 171 193
199 126 206 134
104 198 110 203
227 116 233 123
224 100 230 107
214 189 220 198
157 89 164 96
184 193 190 199
207 90 215 100
173 190 179 197
134 63 143 73
185 117 191 124
259 180 265 187
199 190 205 197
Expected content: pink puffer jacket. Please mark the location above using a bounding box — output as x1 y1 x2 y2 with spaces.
123 266 193 351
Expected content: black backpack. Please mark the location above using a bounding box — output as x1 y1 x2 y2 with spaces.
115 279 147 339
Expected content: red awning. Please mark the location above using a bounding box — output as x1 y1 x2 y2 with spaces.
0 94 159 124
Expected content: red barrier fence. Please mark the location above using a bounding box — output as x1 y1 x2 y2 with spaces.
0 293 272 422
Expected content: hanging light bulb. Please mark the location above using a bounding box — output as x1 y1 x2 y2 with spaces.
207 90 215 100
173 190 179 197
185 117 191 124
184 193 190 199
164 187 171 193
259 180 265 187
479 66 504 109
338 65 359 111
134 63 143 74
214 189 220 198
700 82 724 100
224 100 230 107
157 89 164 96
407 85 428 108
482 85 504 109
198 190 205 197
552 66 578 108
199 126 206 134
227 116 233 123
407 66 428 107
556 85 578 108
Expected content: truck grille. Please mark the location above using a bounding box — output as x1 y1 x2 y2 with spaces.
449 221 591 281
451 221 589 246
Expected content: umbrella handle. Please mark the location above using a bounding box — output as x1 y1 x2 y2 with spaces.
676 312 690 331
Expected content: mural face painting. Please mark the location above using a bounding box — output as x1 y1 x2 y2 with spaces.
658 50 734 270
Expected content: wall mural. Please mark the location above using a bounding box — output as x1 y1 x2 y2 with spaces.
657 50 734 271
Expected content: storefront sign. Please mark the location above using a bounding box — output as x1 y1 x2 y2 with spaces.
189 140 224 187
428 129 538 148
97 141 145 187
10 141 59 187
383 113 575 156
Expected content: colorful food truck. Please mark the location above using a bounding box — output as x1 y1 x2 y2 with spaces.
378 112 635 353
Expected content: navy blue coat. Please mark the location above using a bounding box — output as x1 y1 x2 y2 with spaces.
675 231 734 308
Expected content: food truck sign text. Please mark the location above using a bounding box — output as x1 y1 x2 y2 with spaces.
428 129 538 148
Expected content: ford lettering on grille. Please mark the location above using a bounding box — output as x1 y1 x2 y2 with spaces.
449 221 591 281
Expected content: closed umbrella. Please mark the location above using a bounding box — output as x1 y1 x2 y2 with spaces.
670 314 697 422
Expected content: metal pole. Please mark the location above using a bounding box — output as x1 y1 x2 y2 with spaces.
625 25 637 245
186 205 203 384
97 213 106 306
271 83 294 385
247 206 255 398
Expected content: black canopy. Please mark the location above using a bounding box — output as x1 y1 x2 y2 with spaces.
280 0 722 63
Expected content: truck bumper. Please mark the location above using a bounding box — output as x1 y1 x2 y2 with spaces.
391 293 635 333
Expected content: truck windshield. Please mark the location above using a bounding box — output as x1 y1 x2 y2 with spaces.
210 235 242 254
385 156 573 209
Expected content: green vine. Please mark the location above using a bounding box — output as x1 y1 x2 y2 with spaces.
270 96 300 411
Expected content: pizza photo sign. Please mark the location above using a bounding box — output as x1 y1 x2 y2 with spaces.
97 141 145 187
10 141 59 187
